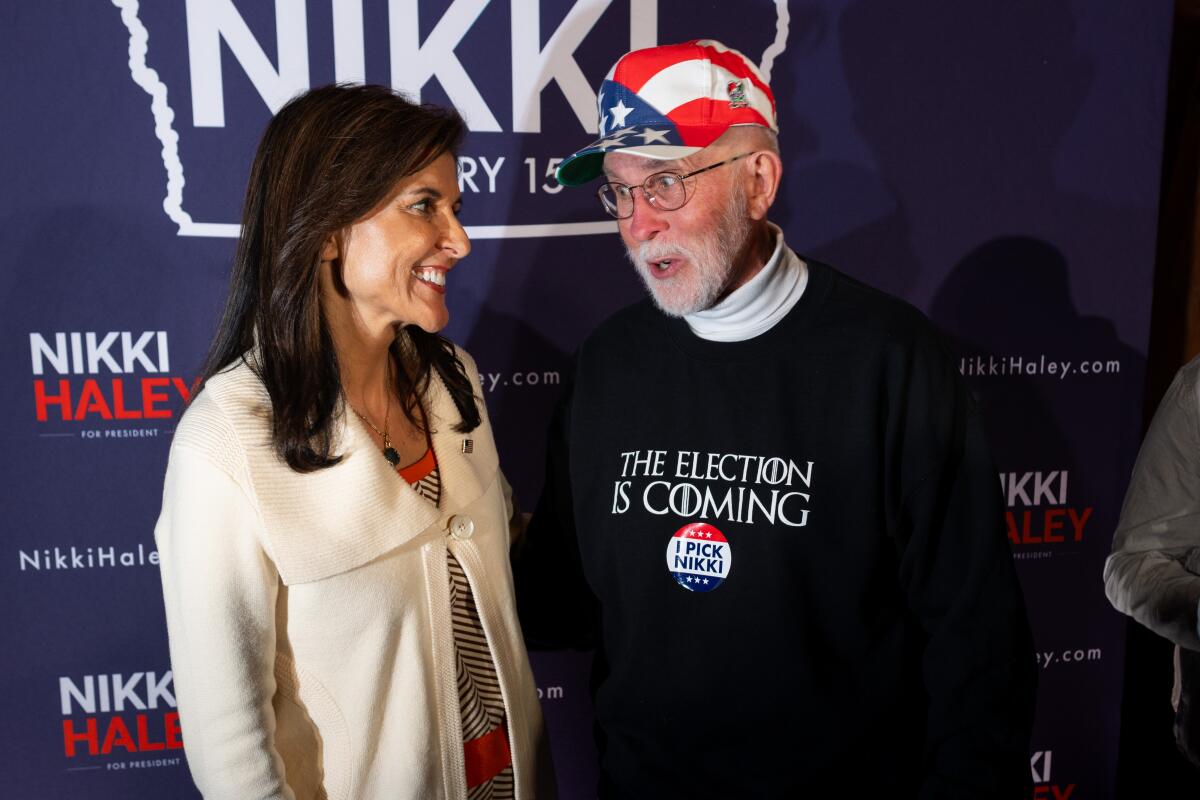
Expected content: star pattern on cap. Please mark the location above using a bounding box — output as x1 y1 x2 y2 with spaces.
595 90 607 132
592 126 638 150
638 127 670 144
594 136 627 150
608 99 633 130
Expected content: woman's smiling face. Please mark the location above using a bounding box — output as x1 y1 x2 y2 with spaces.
325 152 469 336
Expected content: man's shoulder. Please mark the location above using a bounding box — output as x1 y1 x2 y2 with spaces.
811 258 938 348
1177 353 1200 391
817 260 924 325
581 297 664 351
1154 353 1200 429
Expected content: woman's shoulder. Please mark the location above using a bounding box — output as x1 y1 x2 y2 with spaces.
202 354 271 404
172 357 271 467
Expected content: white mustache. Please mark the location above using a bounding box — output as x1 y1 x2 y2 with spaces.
628 241 699 268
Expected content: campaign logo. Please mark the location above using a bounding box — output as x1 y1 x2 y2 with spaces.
29 330 191 439
666 522 731 592
1030 750 1075 799
59 670 184 772
18 542 159 573
999 470 1092 559
108 0 790 240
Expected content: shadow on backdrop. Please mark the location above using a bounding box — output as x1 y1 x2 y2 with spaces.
931 235 1148 796
827 0 1153 352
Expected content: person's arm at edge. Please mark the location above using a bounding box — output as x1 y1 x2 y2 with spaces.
1105 362 1200 650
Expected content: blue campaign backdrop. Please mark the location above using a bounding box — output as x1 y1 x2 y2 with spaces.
0 1 1171 797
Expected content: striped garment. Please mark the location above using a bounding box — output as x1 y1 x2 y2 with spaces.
398 447 514 799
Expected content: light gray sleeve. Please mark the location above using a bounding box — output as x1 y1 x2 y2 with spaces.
1104 359 1200 651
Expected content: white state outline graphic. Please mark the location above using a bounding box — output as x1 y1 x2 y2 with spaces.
112 0 789 239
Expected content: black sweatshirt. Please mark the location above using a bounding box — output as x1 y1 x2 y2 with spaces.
515 259 1036 799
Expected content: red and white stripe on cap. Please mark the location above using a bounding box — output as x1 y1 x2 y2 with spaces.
608 39 777 147
557 38 780 185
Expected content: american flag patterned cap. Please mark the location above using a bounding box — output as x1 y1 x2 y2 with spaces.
555 39 777 187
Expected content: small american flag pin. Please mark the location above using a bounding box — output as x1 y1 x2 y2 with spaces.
461 439 474 454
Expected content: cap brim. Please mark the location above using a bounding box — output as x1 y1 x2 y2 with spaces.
555 143 703 187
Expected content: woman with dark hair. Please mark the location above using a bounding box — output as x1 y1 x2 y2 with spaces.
154 84 550 799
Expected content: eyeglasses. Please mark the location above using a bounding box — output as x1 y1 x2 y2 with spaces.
596 153 752 220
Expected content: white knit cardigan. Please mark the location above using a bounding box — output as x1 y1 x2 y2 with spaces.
154 350 550 799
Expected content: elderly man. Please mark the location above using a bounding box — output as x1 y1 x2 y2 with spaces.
516 40 1035 798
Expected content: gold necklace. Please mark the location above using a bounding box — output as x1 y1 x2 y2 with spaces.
349 362 402 467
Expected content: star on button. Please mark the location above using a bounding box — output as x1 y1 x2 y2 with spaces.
608 99 634 129
638 127 670 144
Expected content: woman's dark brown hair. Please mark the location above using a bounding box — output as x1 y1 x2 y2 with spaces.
198 84 480 472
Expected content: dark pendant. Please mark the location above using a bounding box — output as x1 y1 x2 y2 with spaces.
383 447 401 466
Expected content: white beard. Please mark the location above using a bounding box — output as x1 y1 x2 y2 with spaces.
625 187 752 317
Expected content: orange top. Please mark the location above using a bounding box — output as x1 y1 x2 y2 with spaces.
396 446 437 484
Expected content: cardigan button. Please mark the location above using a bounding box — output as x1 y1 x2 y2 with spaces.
448 515 475 541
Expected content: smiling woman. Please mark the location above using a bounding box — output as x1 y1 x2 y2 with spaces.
152 85 550 799
323 151 469 340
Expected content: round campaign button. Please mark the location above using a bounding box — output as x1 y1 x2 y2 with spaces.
665 522 732 592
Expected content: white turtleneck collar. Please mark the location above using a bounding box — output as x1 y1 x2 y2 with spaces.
684 223 808 342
